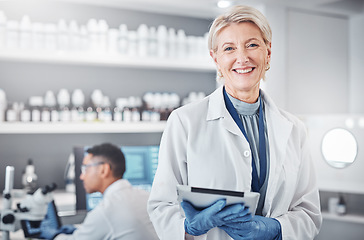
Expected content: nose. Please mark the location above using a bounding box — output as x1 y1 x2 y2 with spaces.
236 48 249 64
80 172 84 180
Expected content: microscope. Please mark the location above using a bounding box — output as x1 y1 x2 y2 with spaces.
0 166 56 240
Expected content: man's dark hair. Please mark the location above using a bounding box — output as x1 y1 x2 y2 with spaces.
86 143 126 179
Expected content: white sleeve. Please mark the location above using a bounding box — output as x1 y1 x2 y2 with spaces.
55 206 112 240
147 111 190 240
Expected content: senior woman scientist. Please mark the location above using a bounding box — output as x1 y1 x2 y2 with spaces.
148 5 322 240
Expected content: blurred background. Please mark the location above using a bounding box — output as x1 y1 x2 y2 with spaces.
0 0 363 239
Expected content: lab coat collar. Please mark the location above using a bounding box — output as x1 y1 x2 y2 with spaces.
207 85 245 138
206 85 227 121
103 179 131 197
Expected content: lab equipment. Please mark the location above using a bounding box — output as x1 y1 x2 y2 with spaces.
0 88 6 122
22 200 76 239
0 166 57 240
220 215 282 240
21 158 38 191
64 154 76 193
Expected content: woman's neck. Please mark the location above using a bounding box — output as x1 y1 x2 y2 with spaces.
224 85 259 103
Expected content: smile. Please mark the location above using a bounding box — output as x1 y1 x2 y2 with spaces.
234 68 254 74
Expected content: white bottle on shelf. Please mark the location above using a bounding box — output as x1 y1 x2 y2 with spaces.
71 89 85 122
44 90 58 122
177 29 187 59
157 25 168 58
148 26 157 57
6 102 18 122
44 23 57 52
69 20 80 52
187 35 197 59
91 89 103 121
79 25 89 52
0 11 7 49
100 96 112 122
114 98 127 122
57 19 69 52
137 24 149 57
6 20 19 49
41 105 51 122
118 24 128 55
98 19 109 53
107 28 119 54
19 102 31 122
127 30 137 57
29 96 43 122
19 15 32 50
87 18 99 54
32 22 45 50
57 89 71 122
168 28 176 59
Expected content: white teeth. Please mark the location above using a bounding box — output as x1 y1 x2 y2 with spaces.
236 68 253 74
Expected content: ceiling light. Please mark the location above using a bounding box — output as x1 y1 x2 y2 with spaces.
217 0 232 9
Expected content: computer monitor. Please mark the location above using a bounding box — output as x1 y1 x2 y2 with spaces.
73 145 159 211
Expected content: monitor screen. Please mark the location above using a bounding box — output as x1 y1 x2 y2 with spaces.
74 145 159 211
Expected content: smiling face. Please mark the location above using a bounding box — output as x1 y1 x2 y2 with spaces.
210 22 271 103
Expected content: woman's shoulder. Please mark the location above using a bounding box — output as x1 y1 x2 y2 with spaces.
171 95 210 119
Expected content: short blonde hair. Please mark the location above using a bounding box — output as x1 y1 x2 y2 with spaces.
208 5 272 52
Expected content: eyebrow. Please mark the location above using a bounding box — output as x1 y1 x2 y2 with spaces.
220 38 261 48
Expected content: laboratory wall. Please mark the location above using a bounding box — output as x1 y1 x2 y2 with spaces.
349 12 364 113
287 10 349 114
0 0 216 191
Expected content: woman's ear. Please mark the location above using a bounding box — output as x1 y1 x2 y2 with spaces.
266 42 272 62
210 50 218 65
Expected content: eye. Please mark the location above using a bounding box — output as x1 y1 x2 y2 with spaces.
247 43 258 48
224 46 234 51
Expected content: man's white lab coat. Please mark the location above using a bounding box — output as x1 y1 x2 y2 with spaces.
148 86 322 240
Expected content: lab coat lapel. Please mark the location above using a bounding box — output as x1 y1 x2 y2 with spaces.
262 91 293 215
207 86 245 139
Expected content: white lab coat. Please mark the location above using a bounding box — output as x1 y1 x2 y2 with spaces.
56 179 158 240
148 86 322 240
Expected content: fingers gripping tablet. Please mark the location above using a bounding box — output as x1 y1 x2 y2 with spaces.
176 185 260 215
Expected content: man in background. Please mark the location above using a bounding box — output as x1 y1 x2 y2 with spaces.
36 143 158 240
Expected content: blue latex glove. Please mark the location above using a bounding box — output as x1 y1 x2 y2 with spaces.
38 226 61 240
220 215 282 240
181 199 252 236
38 224 76 239
58 224 77 234
24 214 76 239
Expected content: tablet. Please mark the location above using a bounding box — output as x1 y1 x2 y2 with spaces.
176 185 260 215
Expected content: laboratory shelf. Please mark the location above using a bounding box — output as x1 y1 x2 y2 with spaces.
0 121 166 134
0 49 216 72
322 211 364 224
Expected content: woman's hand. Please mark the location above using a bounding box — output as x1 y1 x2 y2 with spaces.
220 215 282 240
181 199 252 236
